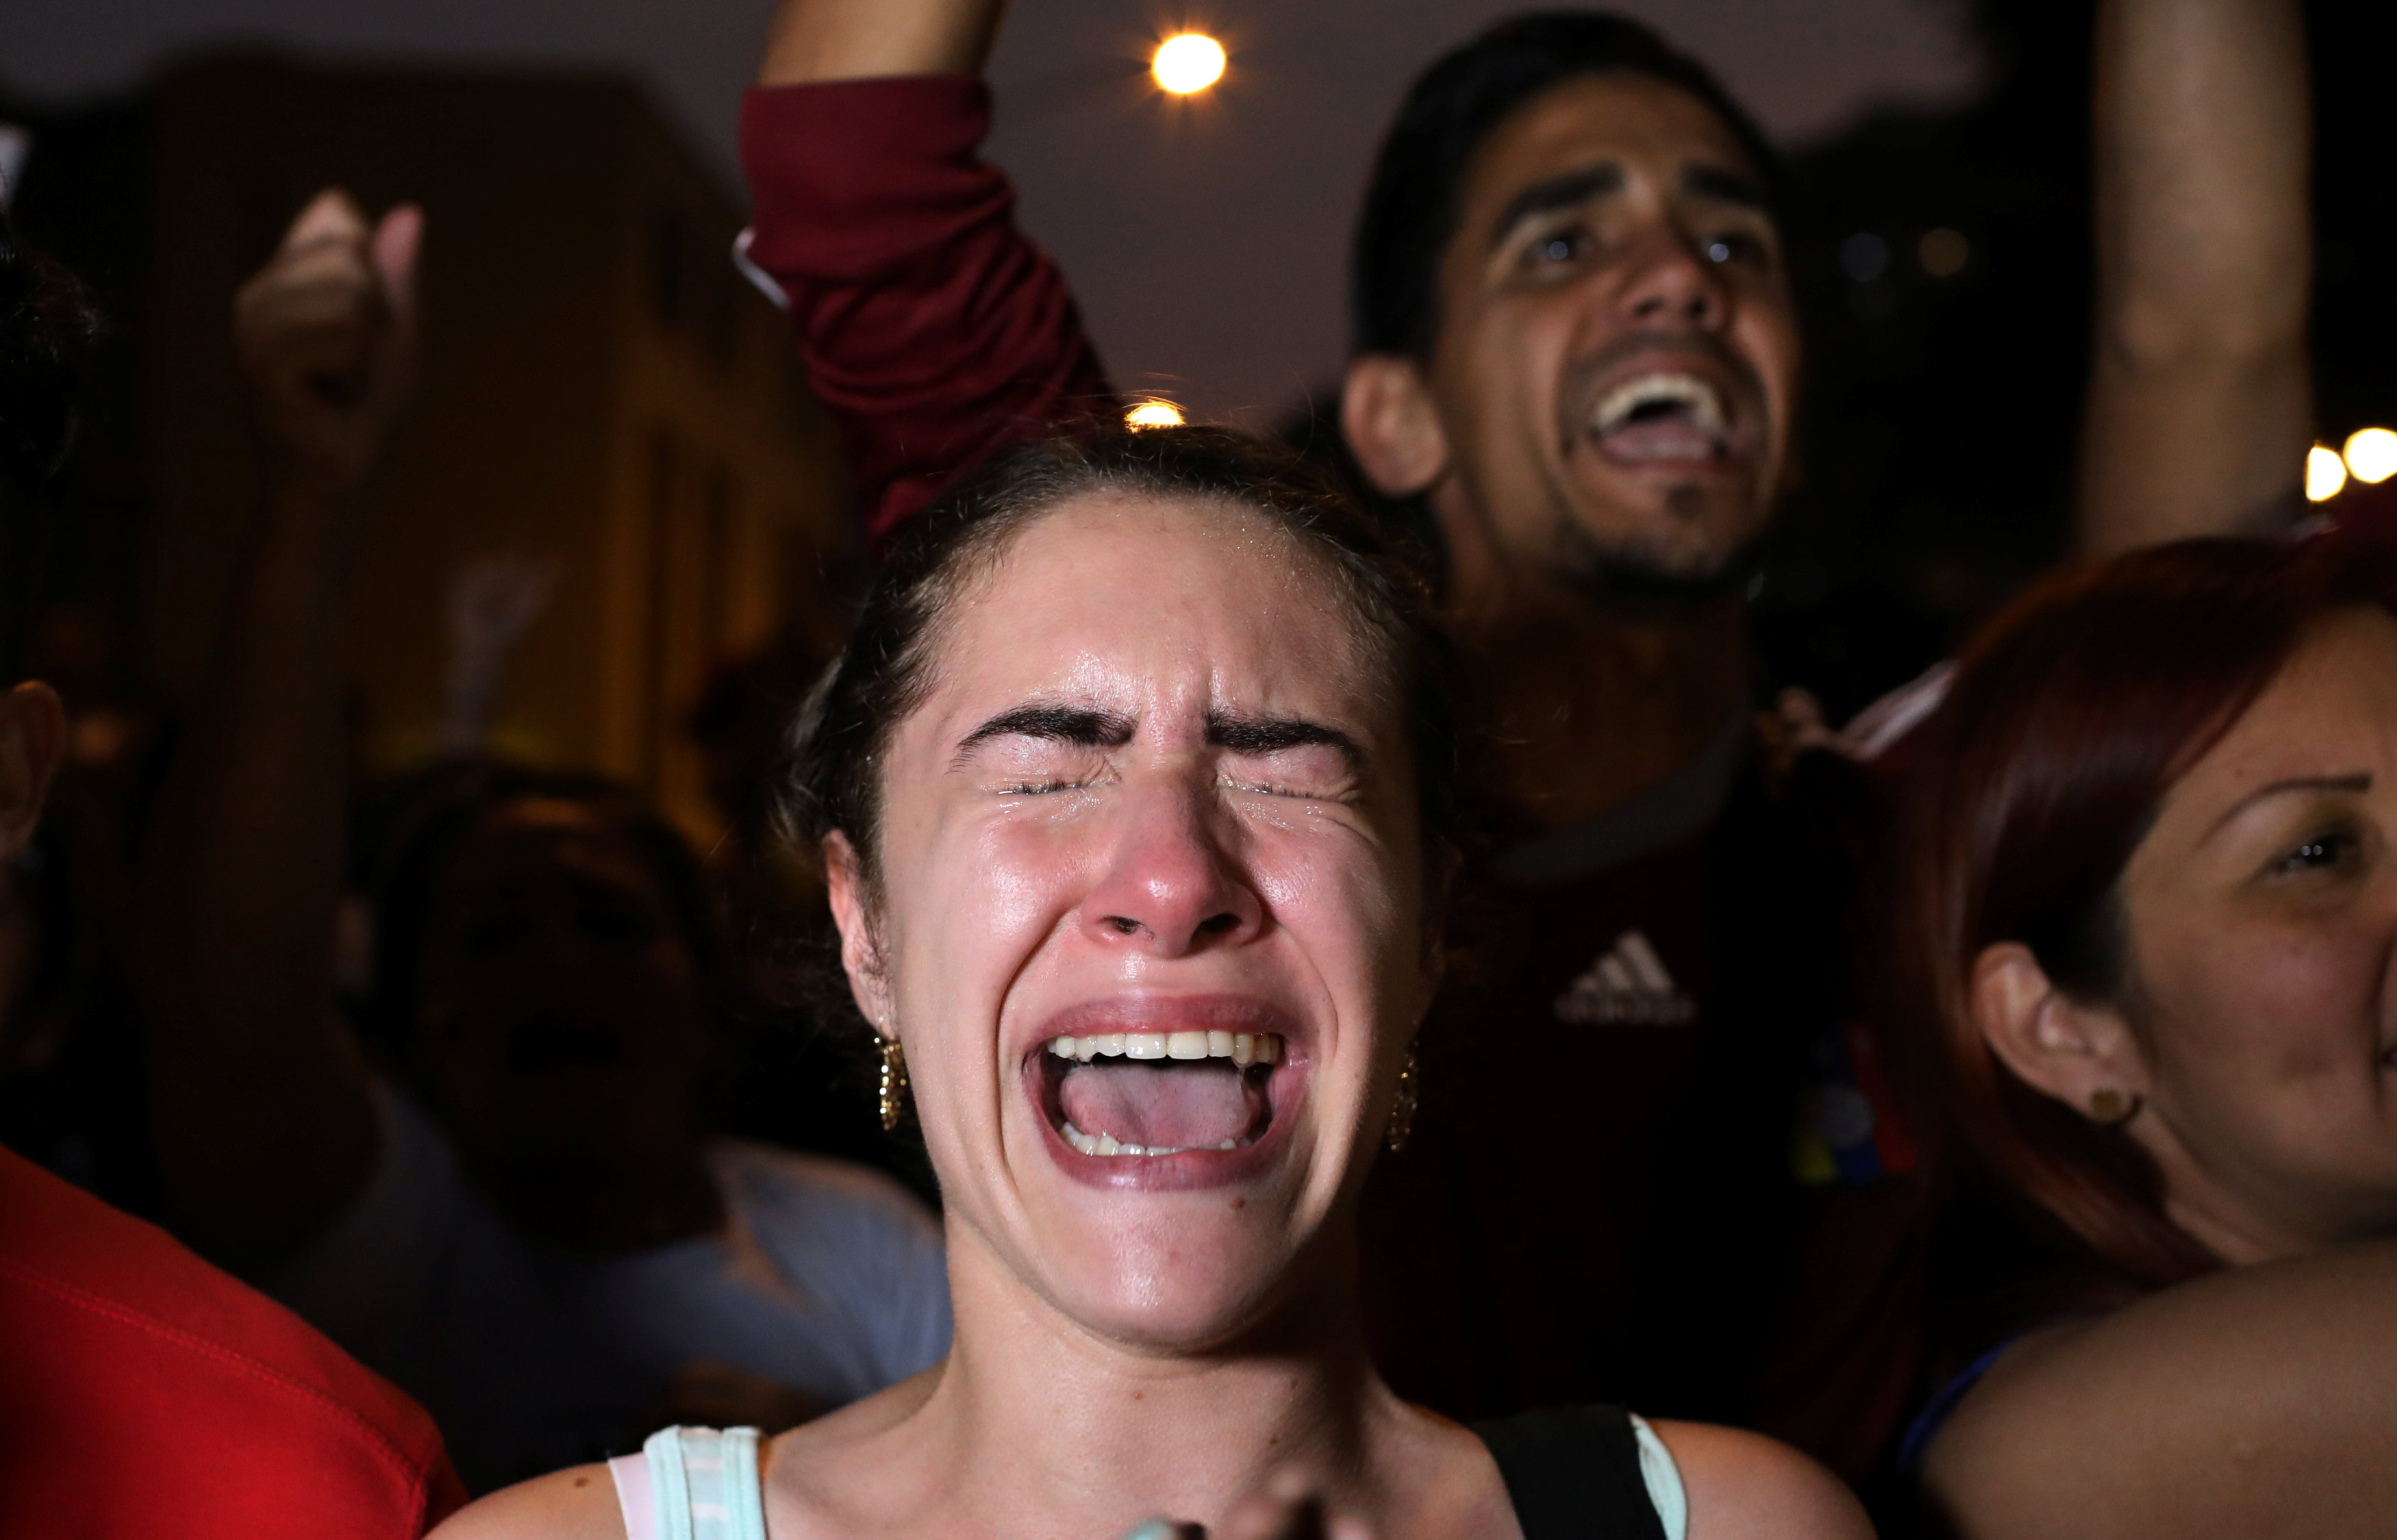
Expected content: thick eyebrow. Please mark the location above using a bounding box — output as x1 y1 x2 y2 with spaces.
953 703 1136 764
2205 772 2374 840
1681 164 1769 210
1205 709 1361 771
1490 164 1624 249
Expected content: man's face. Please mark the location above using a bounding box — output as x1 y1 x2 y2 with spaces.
1373 73 1801 595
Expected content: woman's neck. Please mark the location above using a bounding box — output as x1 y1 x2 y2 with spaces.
944 1239 1388 1516
790 1224 1464 1538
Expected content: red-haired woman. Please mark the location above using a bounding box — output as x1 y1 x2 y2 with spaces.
1894 536 2397 1539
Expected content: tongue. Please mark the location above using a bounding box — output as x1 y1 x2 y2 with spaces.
1596 409 1718 462
1060 1061 1260 1150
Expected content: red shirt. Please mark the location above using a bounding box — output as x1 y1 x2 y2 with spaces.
0 1146 466 1537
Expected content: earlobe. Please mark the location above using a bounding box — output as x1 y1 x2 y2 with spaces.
0 682 66 863
1341 354 1450 498
822 831 894 1033
1969 942 2145 1111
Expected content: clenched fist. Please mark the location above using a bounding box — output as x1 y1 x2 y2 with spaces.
234 188 421 494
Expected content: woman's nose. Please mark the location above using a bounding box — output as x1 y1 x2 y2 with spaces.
1079 793 1262 957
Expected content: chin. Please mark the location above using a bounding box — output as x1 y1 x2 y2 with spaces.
1553 492 1770 593
1045 1224 1302 1352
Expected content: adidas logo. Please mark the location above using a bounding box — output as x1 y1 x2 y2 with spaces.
1553 929 1697 1026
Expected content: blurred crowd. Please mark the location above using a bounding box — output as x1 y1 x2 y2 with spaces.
1 1 2392 1538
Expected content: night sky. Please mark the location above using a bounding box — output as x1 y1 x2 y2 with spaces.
1 0 1983 418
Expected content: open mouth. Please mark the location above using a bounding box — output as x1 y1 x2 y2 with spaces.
1587 370 1732 464
1040 1031 1284 1157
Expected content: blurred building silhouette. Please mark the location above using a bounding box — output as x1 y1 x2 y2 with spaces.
5 53 852 842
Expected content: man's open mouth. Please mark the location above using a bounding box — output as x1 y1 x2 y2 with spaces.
1037 1030 1286 1159
1585 369 1735 464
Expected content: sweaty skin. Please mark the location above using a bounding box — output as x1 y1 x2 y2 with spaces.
428 494 1869 1539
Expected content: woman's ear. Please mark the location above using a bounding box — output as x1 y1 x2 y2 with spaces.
1341 353 1450 498
823 831 894 1035
1969 941 2150 1113
0 682 65 864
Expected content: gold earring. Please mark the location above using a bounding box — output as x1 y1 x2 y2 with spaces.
2089 1087 2139 1125
878 1035 909 1132
1386 1046 1420 1153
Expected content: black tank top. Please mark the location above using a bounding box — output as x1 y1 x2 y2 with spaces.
1473 1406 1668 1540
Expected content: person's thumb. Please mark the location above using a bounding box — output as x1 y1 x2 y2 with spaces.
286 186 371 255
373 204 423 340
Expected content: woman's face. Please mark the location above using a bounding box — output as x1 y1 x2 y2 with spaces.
2116 606 2397 1257
834 492 1436 1349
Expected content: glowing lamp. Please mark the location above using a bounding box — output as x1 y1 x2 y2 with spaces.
2343 427 2397 485
1125 400 1185 429
2307 444 2348 503
1918 227 1969 277
1153 34 1226 94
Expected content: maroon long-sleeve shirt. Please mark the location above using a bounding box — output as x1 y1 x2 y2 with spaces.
740 76 1114 549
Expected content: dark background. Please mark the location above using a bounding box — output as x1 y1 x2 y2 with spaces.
8 0 2391 711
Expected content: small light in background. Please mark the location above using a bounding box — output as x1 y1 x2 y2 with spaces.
1125 399 1185 429
1153 34 1227 94
1838 232 1889 282
2344 426 2397 485
1918 227 1969 277
2307 444 2349 503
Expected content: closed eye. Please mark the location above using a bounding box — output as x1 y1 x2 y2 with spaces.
997 773 1099 797
1221 774 1346 801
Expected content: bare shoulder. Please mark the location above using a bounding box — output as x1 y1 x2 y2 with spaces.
1647 1421 1872 1540
428 1463 626 1540
1923 1244 2397 1539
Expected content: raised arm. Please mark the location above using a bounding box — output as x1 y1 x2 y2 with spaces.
143 192 417 1265
2075 0 2312 556
756 0 1007 82
744 0 1114 548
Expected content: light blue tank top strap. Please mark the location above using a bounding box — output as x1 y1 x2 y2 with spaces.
610 1426 768 1540
614 1416 1683 1540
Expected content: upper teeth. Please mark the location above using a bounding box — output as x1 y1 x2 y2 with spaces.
1592 372 1727 435
1045 1031 1283 1065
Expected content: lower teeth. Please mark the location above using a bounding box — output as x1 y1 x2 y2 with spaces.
1061 1121 1242 1157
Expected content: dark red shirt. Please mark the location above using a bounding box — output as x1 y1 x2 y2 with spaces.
0 1146 466 1538
740 74 1925 1477
740 76 1114 550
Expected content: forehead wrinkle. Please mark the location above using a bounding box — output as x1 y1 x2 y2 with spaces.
920 492 1391 764
1681 162 1768 210
1489 163 1626 249
1464 74 1766 225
